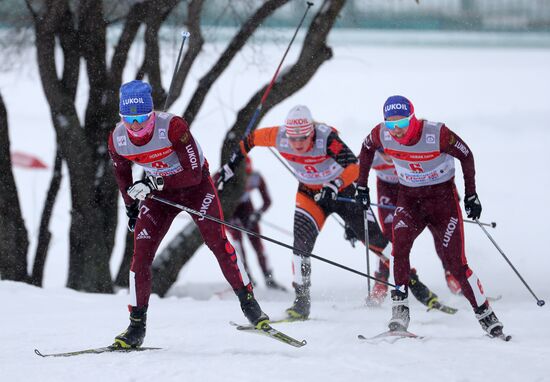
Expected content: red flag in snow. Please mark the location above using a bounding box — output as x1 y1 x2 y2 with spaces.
11 151 48 169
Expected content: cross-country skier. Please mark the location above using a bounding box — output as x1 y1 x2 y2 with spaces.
217 105 449 320
366 149 462 305
356 95 507 338
108 80 268 348
225 157 286 290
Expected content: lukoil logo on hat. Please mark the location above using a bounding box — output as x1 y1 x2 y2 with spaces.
285 105 314 138
383 95 414 120
119 80 153 115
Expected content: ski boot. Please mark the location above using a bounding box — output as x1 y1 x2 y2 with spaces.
285 284 310 320
388 289 410 332
366 271 389 307
264 272 288 292
237 287 269 328
114 306 147 348
445 270 462 295
409 269 439 309
475 304 505 337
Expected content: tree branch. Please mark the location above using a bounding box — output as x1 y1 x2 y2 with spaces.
183 0 291 125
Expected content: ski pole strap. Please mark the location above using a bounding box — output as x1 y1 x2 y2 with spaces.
336 196 497 228
149 195 396 288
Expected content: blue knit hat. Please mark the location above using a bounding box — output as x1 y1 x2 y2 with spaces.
119 80 153 115
383 95 414 120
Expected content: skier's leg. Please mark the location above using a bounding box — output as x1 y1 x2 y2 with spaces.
227 218 255 285
130 199 178 308
428 224 462 295
429 185 504 335
286 192 326 319
116 198 179 348
388 192 425 331
187 174 266 325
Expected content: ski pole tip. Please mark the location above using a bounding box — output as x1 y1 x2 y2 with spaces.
537 300 545 307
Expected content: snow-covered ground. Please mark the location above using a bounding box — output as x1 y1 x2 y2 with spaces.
1 29 550 381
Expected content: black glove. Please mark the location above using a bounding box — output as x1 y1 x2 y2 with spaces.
315 180 341 208
355 185 370 210
127 175 164 201
344 223 358 248
216 150 244 190
464 193 482 220
126 202 140 233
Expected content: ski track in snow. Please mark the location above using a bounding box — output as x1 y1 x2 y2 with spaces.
2 282 550 382
2 30 550 381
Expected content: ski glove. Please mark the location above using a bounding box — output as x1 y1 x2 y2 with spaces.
127 175 164 201
216 150 244 191
355 185 370 210
464 193 482 220
126 202 140 232
315 179 342 207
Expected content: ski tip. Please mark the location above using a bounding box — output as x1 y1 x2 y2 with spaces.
357 334 367 340
34 349 45 357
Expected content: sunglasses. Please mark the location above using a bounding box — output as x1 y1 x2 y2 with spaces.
120 112 152 124
384 115 412 130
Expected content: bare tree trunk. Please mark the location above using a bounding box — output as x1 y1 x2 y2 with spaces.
31 147 63 286
28 0 113 292
0 91 30 282
151 0 347 296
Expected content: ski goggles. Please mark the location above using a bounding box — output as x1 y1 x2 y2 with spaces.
288 135 310 142
120 112 152 124
384 114 413 130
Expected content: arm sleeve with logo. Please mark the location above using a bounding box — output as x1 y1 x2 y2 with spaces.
257 174 272 212
239 126 279 155
439 125 476 196
326 131 359 189
164 117 204 189
357 125 383 188
108 132 135 206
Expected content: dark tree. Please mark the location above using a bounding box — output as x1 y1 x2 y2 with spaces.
0 91 30 281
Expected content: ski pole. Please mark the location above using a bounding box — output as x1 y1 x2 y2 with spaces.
336 196 395 211
261 219 293 237
363 209 371 294
475 219 545 307
336 196 497 228
150 195 396 288
163 31 191 112
243 1 314 137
